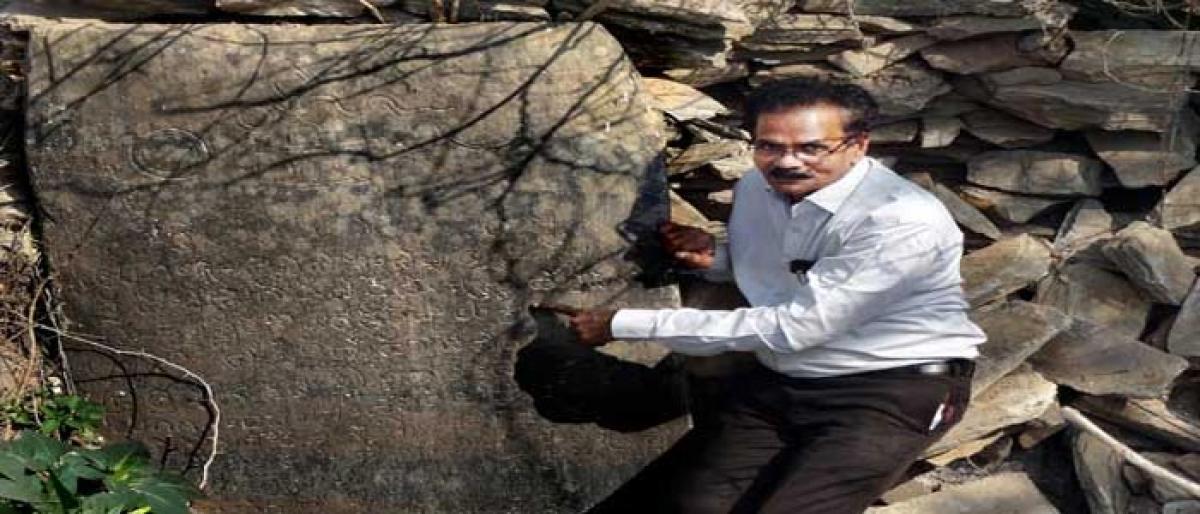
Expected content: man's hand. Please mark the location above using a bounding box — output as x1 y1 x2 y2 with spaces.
661 222 715 269
541 305 616 347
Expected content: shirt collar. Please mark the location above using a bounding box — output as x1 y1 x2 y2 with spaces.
801 157 874 214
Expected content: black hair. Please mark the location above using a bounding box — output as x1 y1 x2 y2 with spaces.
743 77 879 137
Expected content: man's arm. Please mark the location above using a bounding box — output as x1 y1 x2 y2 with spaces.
610 221 952 356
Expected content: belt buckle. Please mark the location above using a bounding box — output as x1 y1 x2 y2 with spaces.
915 362 950 376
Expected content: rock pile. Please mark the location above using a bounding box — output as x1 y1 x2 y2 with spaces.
2 0 1200 511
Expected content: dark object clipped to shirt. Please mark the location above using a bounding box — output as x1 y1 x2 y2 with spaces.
513 307 687 432
789 259 814 275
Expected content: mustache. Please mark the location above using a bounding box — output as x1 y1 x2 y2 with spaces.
768 167 812 180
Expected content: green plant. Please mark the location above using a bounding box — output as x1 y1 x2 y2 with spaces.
0 430 198 514
2 393 104 446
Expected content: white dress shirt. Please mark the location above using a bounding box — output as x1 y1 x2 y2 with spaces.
612 157 985 377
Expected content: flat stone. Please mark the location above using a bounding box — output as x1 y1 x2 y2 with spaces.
215 0 368 16
921 32 1065 75
1100 222 1197 305
1076 395 1200 452
855 16 923 34
926 433 1004 466
557 0 754 67
709 152 753 180
827 34 936 76
1073 429 1131 514
667 140 747 175
1017 405 1066 449
872 120 920 143
662 62 750 87
670 190 711 228
642 77 730 121
960 186 1073 224
919 115 962 148
26 22 679 512
930 183 1002 240
1053 199 1114 256
978 66 1065 89
794 0 1040 16
925 366 1058 456
961 109 1056 148
879 476 938 505
752 60 949 117
1085 114 1198 188
745 14 863 46
1035 261 1152 340
926 7 1074 40
967 150 1104 196
980 79 1189 132
969 301 1072 393
866 472 1060 514
1157 166 1200 242
961 234 1052 308
1061 30 1200 87
24 0 210 15
1165 501 1200 514
1029 318 1189 398
1169 281 1200 356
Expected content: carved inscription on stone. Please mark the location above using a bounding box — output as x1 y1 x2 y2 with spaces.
25 22 678 513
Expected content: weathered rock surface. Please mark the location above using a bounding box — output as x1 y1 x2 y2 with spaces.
921 32 1064 75
827 34 936 76
926 8 1073 41
1169 281 1200 356
927 366 1057 455
1054 199 1113 256
961 234 1052 308
873 120 920 143
1035 261 1152 340
930 183 1002 240
978 78 1189 132
1073 429 1131 514
960 186 1073 224
1030 318 1189 398
1100 222 1197 305
216 0 370 16
795 0 1043 17
967 150 1104 197
867 472 1060 513
1061 31 1200 85
745 14 863 46
1085 117 1198 188
643 77 730 120
969 301 1071 393
1074 396 1200 452
26 22 679 513
1158 166 1200 243
557 0 754 67
960 109 1056 148
919 115 961 148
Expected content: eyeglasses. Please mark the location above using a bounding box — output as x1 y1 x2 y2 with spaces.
751 135 859 161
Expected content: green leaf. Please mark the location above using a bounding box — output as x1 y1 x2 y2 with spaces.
0 500 21 514
125 475 198 514
0 475 47 504
79 490 141 514
45 471 79 513
7 432 66 472
37 419 60 437
0 453 26 480
84 443 149 476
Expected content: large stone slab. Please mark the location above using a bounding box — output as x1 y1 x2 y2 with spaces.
867 472 1060 514
977 78 1189 132
967 150 1104 197
969 301 1071 394
1170 281 1200 356
1029 318 1189 398
1100 221 1197 305
1073 396 1200 452
1085 114 1198 188
1035 261 1152 340
795 0 1044 16
1073 429 1131 514
1158 166 1200 245
961 234 1052 308
960 109 1056 148
920 32 1065 75
960 186 1073 224
25 22 680 513
925 366 1057 456
1061 31 1200 85
215 0 372 16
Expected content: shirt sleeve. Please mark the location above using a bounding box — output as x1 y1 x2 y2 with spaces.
610 221 951 356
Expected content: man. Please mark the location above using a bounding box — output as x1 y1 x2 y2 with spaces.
556 77 986 513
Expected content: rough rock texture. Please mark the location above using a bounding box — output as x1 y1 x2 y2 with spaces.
215 0 370 16
960 186 1072 224
961 234 1051 308
1035 261 1152 340
796 0 1043 17
960 109 1056 148
926 367 1057 455
25 22 680 513
969 301 1071 394
1100 222 1198 305
1170 281 1200 356
827 34 936 76
642 77 730 120
978 78 1189 132
920 32 1064 75
1030 318 1189 398
1085 118 1198 188
1074 396 1200 452
930 183 1001 240
1073 429 1131 514
867 472 1061 513
966 150 1104 196
1054 199 1114 256
1158 166 1200 245
1061 31 1200 85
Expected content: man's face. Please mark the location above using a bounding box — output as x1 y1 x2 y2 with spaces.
752 103 869 202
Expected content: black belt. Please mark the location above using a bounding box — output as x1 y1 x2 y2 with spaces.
876 359 974 378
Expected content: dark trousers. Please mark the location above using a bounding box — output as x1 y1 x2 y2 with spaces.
588 361 973 514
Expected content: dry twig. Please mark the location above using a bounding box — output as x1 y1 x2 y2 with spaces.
1062 406 1200 499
